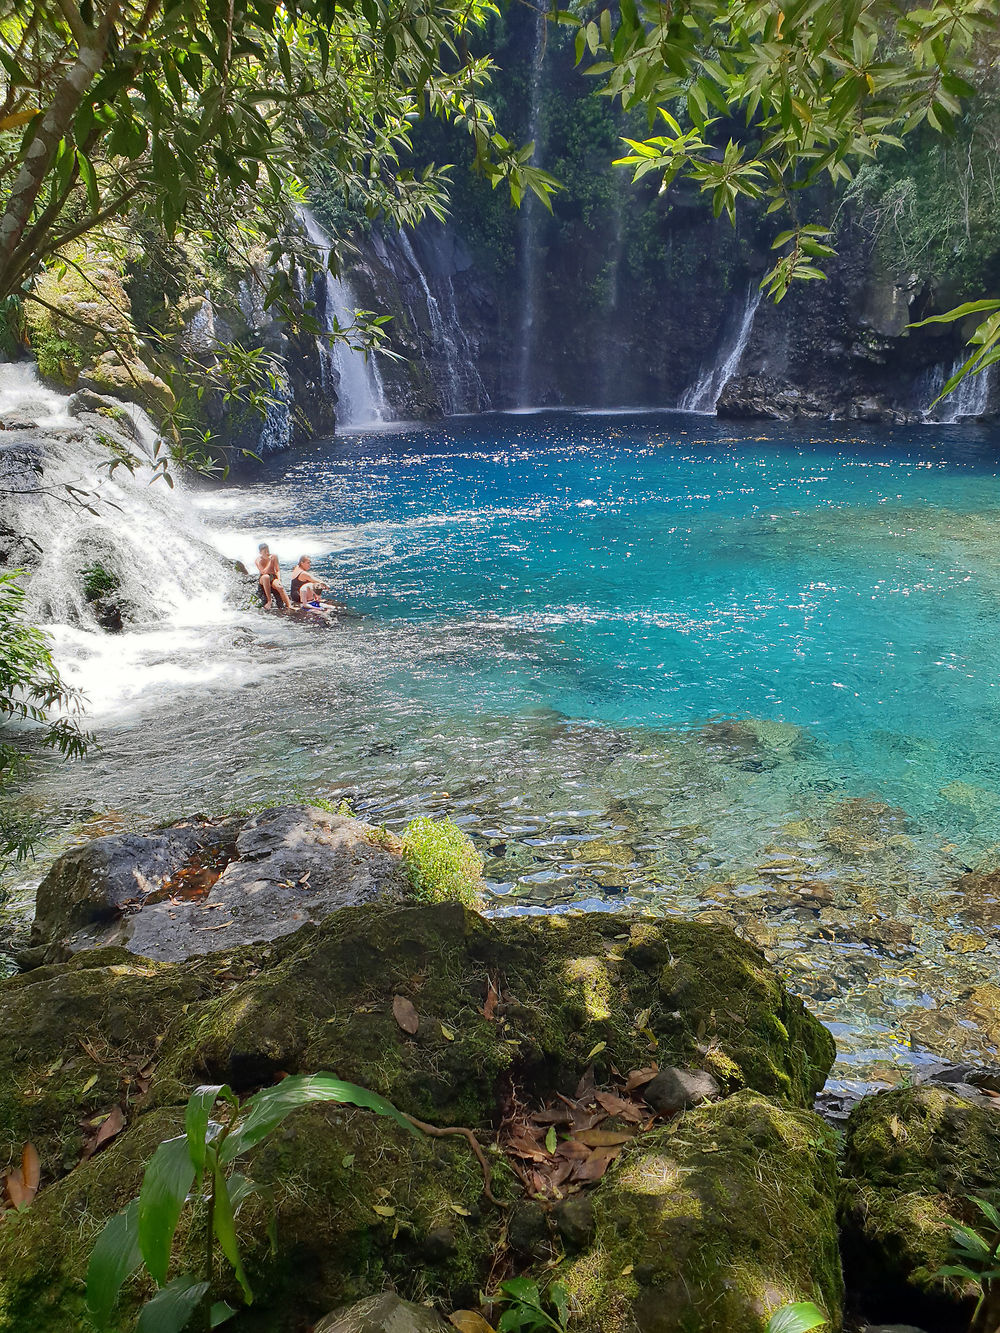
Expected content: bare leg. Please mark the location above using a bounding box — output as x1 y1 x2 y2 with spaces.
259 574 273 608
273 580 292 609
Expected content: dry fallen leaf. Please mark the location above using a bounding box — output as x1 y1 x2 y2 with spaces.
4 1142 40 1211
483 977 499 1022
81 1105 125 1160
373 1204 395 1217
573 1128 633 1148
449 1313 497 1333
392 995 419 1035
624 1064 659 1092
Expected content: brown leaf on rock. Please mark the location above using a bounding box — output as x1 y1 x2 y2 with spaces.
4 1142 40 1210
392 995 419 1035
81 1105 125 1160
573 1128 633 1148
624 1064 659 1092
575 1064 597 1100
449 1314 498 1333
483 976 499 1022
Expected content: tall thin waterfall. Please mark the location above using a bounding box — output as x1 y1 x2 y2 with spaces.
299 208 388 428
394 229 486 415
679 285 763 413
515 8 547 407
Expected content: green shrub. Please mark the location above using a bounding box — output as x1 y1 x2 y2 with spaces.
81 564 120 603
401 816 484 909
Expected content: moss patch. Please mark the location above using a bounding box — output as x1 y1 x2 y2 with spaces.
840 1085 1000 1325
559 1090 842 1333
157 904 833 1131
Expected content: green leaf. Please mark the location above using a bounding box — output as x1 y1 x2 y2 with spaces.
500 1277 542 1308
909 301 1000 329
212 1160 253 1304
185 1085 225 1181
545 1125 557 1154
137 1136 197 1286
221 1075 419 1163
211 1302 238 1328
136 1275 210 1333
548 1282 570 1329
85 1199 142 1329
766 1302 829 1333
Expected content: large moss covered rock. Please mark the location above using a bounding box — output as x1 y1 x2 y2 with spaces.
0 1102 511 1333
0 901 836 1332
0 951 208 1178
159 904 834 1127
559 1090 843 1333
839 1085 1000 1328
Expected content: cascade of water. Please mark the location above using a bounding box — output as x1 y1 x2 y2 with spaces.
394 229 487 414
597 189 627 406
0 362 232 634
934 358 993 422
679 285 763 413
299 208 388 427
515 8 547 408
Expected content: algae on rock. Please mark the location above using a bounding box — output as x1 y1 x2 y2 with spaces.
559 1090 843 1333
840 1084 1000 1328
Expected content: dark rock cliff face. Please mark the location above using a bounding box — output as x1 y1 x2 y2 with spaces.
306 8 998 427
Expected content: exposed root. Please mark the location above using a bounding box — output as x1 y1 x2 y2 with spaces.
401 1113 507 1208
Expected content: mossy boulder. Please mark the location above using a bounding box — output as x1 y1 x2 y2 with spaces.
0 1102 512 1333
0 950 208 1178
840 1085 1000 1328
158 904 834 1128
558 1090 843 1333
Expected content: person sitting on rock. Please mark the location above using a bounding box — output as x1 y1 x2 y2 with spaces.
255 543 292 610
289 555 330 607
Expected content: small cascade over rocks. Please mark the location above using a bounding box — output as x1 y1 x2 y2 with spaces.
679 285 763 413
0 361 236 641
920 356 995 423
298 209 389 428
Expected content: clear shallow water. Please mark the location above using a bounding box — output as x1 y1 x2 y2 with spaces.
14 410 1000 1086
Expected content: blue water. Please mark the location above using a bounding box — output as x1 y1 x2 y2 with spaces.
22 410 1000 1082
260 412 1000 830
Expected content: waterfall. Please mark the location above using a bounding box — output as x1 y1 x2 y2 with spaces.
394 228 487 415
933 358 993 422
516 8 547 408
298 208 388 428
679 285 763 413
598 188 627 407
0 362 234 637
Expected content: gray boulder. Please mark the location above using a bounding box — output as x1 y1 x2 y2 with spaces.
641 1065 721 1113
314 1294 451 1333
29 805 411 963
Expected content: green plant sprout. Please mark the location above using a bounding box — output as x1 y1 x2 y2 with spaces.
766 1302 829 1333
938 1196 1000 1333
497 1277 570 1332
85 1075 420 1333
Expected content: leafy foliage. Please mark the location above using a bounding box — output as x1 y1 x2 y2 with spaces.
584 0 996 299
86 1075 419 1331
497 1277 570 1333
936 1195 1000 1329
0 569 88 860
400 815 484 908
766 1301 829 1333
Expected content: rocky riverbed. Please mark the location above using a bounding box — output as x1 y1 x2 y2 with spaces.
0 806 996 1333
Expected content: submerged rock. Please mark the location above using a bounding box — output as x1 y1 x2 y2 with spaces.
560 1090 843 1332
840 1085 1000 1328
28 806 411 962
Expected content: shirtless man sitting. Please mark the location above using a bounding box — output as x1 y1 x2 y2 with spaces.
255 543 292 609
289 555 330 607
